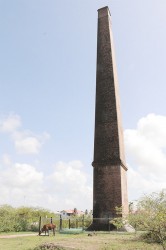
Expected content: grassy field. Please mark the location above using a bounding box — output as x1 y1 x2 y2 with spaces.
0 231 163 250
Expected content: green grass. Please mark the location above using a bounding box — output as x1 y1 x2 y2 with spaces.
0 231 163 250
0 234 53 250
0 231 37 235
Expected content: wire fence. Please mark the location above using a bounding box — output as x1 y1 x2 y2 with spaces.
39 216 114 235
0 216 117 250
39 216 92 234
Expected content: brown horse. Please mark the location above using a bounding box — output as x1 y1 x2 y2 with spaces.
40 223 56 236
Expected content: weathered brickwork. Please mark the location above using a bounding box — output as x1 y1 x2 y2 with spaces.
92 6 128 229
93 165 122 218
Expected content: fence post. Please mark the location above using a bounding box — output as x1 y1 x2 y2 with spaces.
108 216 110 231
60 215 62 231
69 218 71 229
38 216 41 235
82 215 84 231
51 217 52 224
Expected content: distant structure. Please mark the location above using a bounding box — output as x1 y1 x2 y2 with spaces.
92 6 128 230
60 209 84 218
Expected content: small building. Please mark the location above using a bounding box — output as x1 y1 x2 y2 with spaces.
60 209 84 218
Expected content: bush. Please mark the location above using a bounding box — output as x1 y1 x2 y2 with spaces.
30 224 39 232
0 205 57 233
141 231 166 244
129 190 166 250
34 243 66 250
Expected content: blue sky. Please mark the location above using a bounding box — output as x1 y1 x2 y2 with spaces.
0 0 166 211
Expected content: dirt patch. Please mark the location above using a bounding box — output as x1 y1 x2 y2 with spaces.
34 242 76 250
0 233 37 238
47 234 111 250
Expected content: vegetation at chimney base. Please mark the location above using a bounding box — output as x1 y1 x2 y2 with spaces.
111 190 166 250
130 190 166 250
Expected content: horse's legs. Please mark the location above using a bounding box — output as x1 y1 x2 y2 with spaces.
53 228 55 236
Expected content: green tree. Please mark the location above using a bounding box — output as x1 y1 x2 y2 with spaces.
73 208 78 216
129 190 166 250
0 205 58 232
85 209 88 215
0 205 16 232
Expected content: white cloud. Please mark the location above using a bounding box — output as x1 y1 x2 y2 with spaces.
46 161 93 210
0 114 50 155
0 114 21 133
2 154 11 166
125 113 166 201
14 131 50 155
0 160 92 211
51 161 85 185
1 163 43 188
137 114 166 147
2 112 166 210
15 137 41 154
0 162 44 207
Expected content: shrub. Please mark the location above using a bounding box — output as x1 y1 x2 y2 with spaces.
129 190 166 250
34 243 66 250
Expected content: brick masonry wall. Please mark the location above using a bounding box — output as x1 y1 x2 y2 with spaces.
93 7 126 165
93 165 122 218
92 7 128 222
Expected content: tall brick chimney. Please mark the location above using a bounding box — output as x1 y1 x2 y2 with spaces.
92 6 128 230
